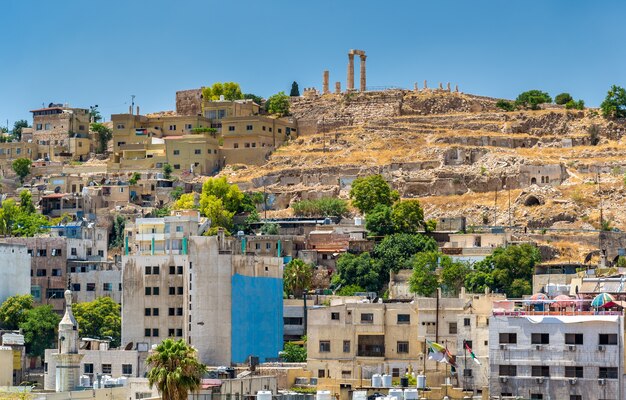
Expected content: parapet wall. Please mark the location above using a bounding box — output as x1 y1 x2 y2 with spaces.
176 88 203 116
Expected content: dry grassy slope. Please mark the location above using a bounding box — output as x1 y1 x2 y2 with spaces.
220 90 626 238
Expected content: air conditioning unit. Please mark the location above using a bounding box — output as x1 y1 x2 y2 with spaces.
599 378 606 385
499 344 507 350
535 344 543 350
535 377 544 384
598 345 606 352
499 376 508 383
569 378 577 385
568 345 576 351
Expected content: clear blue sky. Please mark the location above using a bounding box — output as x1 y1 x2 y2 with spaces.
1 0 625 126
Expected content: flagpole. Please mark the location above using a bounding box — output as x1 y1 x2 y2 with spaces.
445 339 448 398
463 339 467 391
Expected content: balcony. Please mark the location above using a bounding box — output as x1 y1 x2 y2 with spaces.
357 335 385 357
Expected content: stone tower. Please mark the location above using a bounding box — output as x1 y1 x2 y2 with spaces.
52 290 84 392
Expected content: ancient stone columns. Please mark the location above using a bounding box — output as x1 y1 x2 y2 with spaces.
347 49 367 92
323 70 330 94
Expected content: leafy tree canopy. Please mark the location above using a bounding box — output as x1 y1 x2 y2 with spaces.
163 163 173 179
11 120 29 141
349 174 399 215
391 200 425 234
600 85 626 119
12 158 32 184
72 297 121 348
91 123 112 154
0 294 33 329
373 233 438 276
200 177 244 214
20 305 60 358
334 252 381 292
554 93 573 105
173 193 196 210
336 284 366 296
282 340 307 362
365 204 395 236
515 90 552 110
292 198 348 218
283 259 313 297
202 82 243 101
266 92 290 116
243 93 264 105
290 81 300 97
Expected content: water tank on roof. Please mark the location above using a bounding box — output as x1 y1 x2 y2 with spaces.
403 389 418 400
371 374 382 388
257 391 272 400
316 391 331 400
79 375 91 387
389 389 404 400
382 374 392 388
117 376 128 386
416 375 426 389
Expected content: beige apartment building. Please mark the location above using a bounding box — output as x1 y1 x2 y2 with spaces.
307 291 501 388
30 105 92 161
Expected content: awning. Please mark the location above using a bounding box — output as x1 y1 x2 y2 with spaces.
526 315 620 324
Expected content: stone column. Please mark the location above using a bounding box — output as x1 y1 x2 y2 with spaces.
359 55 367 92
323 71 329 94
424 80 428 89
347 53 355 91
446 82 451 92
335 82 341 94
414 82 419 92
455 85 459 93
439 82 443 90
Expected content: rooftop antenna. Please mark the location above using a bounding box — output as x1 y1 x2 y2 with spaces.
131 95 136 112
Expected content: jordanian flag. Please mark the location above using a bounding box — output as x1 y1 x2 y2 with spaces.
426 339 457 367
464 340 481 365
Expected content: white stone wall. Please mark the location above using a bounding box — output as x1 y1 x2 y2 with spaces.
0 244 30 304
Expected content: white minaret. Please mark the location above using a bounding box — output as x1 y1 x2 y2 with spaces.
52 290 84 392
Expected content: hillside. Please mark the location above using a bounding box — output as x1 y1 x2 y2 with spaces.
219 89 626 260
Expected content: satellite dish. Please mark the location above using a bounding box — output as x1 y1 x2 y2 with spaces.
54 186 61 193
124 342 134 351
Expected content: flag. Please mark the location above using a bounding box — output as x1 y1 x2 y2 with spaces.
426 339 457 367
464 340 481 365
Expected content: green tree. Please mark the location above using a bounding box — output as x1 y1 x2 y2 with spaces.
243 93 264 105
19 190 36 214
0 199 19 236
147 338 207 400
163 163 173 179
440 258 471 295
282 341 307 362
334 253 381 292
129 172 141 185
292 198 348 218
12 211 49 237
72 297 121 348
173 193 196 210
266 92 290 116
110 215 125 249
240 192 264 213
336 284 366 296
365 204 395 236
202 82 243 101
554 93 573 105
565 99 585 110
170 186 184 200
260 223 279 235
0 294 33 329
373 233 438 277
12 158 32 184
91 123 113 154
11 120 29 141
200 195 234 232
290 81 300 97
89 105 102 123
515 90 552 110
391 200 425 234
495 100 515 111
600 85 626 119
349 175 399 215
200 177 243 213
408 253 440 297
20 305 60 359
283 259 313 297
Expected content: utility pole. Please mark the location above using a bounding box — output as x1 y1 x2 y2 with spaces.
494 184 498 227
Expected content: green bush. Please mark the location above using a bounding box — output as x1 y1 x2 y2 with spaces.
555 93 573 105
565 99 585 110
496 100 515 111
515 90 552 110
292 198 348 217
601 85 626 119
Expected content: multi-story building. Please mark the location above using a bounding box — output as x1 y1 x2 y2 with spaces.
120 211 284 365
0 244 30 304
489 300 624 399
30 105 92 161
306 291 500 387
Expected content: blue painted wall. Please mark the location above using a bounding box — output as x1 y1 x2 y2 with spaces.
231 274 284 363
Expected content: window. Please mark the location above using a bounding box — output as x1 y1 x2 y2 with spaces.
397 341 409 353
530 395 543 400
145 266 152 275
122 364 132 375
599 334 618 345
168 329 175 337
284 317 303 325
318 370 325 378
465 340 473 349
246 125 253 131
145 287 152 295
36 269 46 277
145 308 151 316
449 322 457 334
570 396 582 400
499 365 517 376
152 328 159 337
102 364 112 374
72 283 81 291
599 367 618 379
463 369 472 377
361 313 374 323
177 286 183 295
169 266 176 274
234 143 239 148
397 314 410 324
177 265 183 274
185 124 193 130
252 142 256 147
176 329 183 337
152 266 160 274
103 283 112 291
87 283 96 291
391 368 400 378
531 333 550 344
71 248 77 256
194 149 201 154
44 123 51 130
37 249 47 257
245 143 250 148
531 366 550 377
84 363 94 374
169 287 175 295
342 370 352 379
343 340 350 353
565 333 583 345
176 226 183 232
169 308 175 316
145 329 151 337
153 287 159 295
331 312 340 320
116 124 125 129
36 124 42 130
173 150 180 155
464 318 471 326
169 125 177 131
499 333 517 344
319 341 330 352
52 248 62 256
564 366 583 378
174 164 180 169
177 307 183 316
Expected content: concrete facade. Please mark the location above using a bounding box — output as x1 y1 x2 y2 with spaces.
0 243 30 304
489 308 625 399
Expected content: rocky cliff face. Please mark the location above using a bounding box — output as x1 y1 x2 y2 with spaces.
220 89 626 233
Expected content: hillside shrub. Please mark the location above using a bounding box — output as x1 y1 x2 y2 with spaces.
292 198 348 217
555 93 573 105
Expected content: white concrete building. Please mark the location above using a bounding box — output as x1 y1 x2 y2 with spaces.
51 290 84 392
489 301 624 400
0 243 30 304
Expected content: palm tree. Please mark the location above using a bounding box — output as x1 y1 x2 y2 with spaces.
283 259 313 297
147 339 207 400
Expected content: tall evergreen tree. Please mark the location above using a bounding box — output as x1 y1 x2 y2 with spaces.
290 81 300 97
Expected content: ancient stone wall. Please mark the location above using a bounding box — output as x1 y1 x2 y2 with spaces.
175 88 203 116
